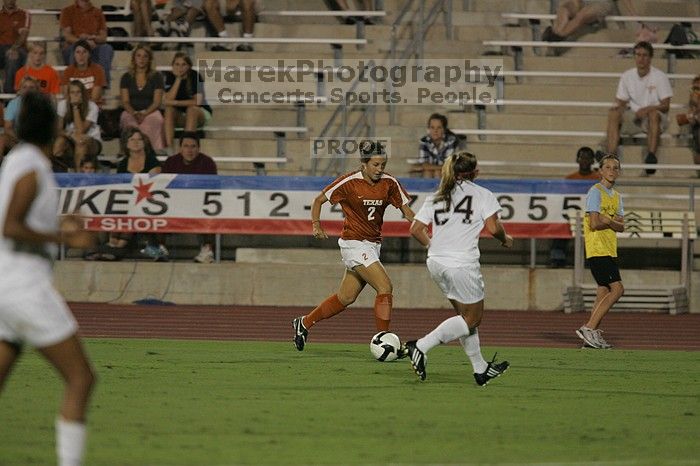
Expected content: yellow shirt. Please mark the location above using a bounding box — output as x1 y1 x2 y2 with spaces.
584 184 621 258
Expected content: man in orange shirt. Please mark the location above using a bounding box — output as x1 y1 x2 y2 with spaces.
14 42 60 98
60 39 106 104
60 0 114 86
0 0 30 93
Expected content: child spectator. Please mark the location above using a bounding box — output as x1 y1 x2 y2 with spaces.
54 80 103 171
13 42 60 98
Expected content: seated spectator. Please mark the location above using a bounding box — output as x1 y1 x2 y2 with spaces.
88 127 162 261
61 39 107 104
162 52 212 150
543 0 637 42
161 132 218 263
13 42 60 99
79 154 98 173
158 0 233 51
605 41 672 175
549 147 600 267
60 0 114 86
54 80 103 171
0 0 30 94
0 74 37 157
677 75 700 174
222 0 256 51
414 113 459 178
120 45 165 151
131 0 155 37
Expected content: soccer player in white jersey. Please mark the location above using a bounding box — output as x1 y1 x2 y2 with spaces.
0 91 96 466
406 151 513 386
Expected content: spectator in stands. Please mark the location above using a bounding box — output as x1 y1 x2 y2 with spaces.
131 0 155 38
550 146 600 267
0 74 37 157
0 0 30 94
415 113 459 178
54 80 103 171
79 154 98 173
677 75 700 174
61 39 107 105
120 45 165 151
13 42 60 99
158 0 233 51
576 154 625 349
542 0 637 42
60 0 114 86
222 0 256 51
92 127 162 261
162 52 212 151
605 41 672 175
161 132 218 263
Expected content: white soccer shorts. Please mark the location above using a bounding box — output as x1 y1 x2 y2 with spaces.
427 257 485 304
338 238 382 270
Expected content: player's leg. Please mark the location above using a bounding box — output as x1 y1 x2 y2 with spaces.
0 340 21 391
352 261 393 331
38 334 96 466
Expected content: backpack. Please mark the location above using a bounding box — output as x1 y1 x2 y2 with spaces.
664 23 697 59
107 27 133 51
98 107 123 141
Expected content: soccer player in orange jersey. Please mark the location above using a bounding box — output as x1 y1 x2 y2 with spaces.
293 142 415 352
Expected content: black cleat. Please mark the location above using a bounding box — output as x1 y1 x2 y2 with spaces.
405 340 427 381
474 353 509 386
292 317 308 351
396 343 409 359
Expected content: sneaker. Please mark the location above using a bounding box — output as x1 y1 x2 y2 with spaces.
473 353 509 386
236 43 253 52
405 340 427 381
576 326 603 349
194 245 214 263
292 317 308 351
644 152 657 175
140 244 169 262
542 25 565 42
211 44 233 52
593 329 613 349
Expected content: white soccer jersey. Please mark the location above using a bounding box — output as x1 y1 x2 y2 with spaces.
0 143 59 287
414 180 501 266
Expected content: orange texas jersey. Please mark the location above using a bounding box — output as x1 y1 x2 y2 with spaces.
323 170 411 243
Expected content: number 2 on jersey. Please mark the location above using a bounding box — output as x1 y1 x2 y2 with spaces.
367 206 376 221
434 196 474 225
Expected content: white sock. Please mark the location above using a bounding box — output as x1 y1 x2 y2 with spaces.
56 418 87 466
243 32 254 39
459 329 488 373
218 30 229 37
416 315 469 354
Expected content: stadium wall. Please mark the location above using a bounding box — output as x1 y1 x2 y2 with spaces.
54 261 697 312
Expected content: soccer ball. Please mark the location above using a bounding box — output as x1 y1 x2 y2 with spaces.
370 331 401 362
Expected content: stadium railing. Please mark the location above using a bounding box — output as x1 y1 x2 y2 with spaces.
564 209 696 314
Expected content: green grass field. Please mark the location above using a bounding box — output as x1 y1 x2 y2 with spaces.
1 339 699 465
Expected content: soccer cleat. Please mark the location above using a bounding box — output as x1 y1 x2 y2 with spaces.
576 326 603 349
474 353 509 386
292 317 308 351
405 340 427 381
396 343 409 359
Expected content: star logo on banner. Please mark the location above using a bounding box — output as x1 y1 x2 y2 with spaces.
134 178 154 204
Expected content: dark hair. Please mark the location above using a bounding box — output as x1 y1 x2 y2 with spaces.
73 39 93 64
179 131 200 146
576 146 595 161
64 80 90 128
80 154 98 167
634 41 654 57
17 91 56 146
119 127 155 157
434 151 478 206
359 140 386 163
427 113 448 129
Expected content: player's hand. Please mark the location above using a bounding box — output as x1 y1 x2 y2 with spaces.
312 223 328 239
501 234 513 249
60 215 96 249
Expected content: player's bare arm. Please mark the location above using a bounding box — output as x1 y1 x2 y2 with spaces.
310 192 329 239
400 204 415 223
485 213 513 248
409 219 430 249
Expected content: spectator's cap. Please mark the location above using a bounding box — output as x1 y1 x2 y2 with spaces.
73 39 92 52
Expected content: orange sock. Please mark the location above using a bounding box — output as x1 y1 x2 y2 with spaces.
374 293 392 331
302 294 345 329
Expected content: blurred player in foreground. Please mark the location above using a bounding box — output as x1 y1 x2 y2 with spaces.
293 142 415 352
406 151 512 386
0 91 96 466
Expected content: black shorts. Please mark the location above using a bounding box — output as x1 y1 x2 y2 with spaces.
588 256 621 287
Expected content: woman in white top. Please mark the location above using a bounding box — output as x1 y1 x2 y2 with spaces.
54 79 103 171
0 91 96 466
406 151 513 386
